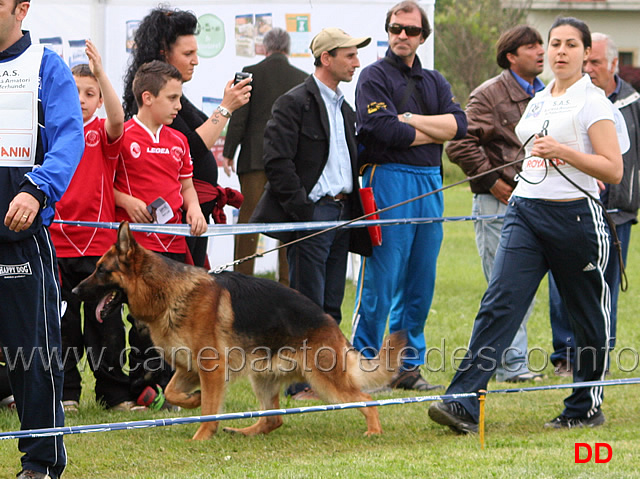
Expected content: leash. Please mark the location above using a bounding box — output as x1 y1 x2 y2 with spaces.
212 135 537 273
533 121 627 292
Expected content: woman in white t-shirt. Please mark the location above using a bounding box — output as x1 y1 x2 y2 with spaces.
428 17 627 434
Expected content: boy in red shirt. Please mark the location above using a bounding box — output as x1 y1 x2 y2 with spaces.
114 60 207 256
49 40 135 411
114 61 207 400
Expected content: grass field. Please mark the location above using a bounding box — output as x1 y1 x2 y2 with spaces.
1 177 639 478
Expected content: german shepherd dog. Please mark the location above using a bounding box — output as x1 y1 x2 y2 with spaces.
73 222 405 440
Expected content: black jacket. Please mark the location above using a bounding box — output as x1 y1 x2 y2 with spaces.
251 76 372 256
222 53 308 174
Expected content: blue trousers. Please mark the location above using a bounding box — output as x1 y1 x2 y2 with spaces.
352 164 443 367
0 228 66 478
288 197 350 323
472 193 535 380
549 220 631 364
447 197 610 421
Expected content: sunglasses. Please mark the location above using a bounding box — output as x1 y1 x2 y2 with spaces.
386 23 423 37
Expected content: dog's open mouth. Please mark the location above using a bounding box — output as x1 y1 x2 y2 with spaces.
96 289 126 322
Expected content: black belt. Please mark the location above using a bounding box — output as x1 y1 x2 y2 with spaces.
320 193 348 202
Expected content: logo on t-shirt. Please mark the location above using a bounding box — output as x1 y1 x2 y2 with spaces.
130 141 141 158
525 101 543 119
171 146 184 162
85 130 100 148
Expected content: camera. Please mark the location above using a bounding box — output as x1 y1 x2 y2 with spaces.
234 72 252 85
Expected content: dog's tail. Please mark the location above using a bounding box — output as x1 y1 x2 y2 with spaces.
348 331 407 390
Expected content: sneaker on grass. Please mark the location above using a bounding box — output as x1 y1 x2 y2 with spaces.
544 409 605 429
428 401 479 434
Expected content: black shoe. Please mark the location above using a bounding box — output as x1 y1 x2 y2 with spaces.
544 409 605 429
553 359 573 378
16 470 51 479
428 401 478 434
389 369 443 391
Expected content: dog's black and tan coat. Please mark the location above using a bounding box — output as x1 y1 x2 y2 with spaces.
74 222 405 440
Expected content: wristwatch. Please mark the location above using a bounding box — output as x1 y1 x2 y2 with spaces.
403 112 413 122
216 105 232 118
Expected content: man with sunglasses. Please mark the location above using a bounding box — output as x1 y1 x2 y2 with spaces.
351 1 467 391
445 25 545 383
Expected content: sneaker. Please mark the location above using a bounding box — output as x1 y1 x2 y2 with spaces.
505 372 544 383
1 395 16 410
428 401 479 434
553 359 573 378
16 470 51 479
544 409 605 429
62 400 79 413
389 369 444 391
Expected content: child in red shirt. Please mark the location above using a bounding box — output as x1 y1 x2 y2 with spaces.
49 40 134 411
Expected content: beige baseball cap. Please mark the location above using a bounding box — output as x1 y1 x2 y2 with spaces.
309 28 371 58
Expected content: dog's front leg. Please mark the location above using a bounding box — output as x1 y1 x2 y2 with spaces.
191 367 226 440
164 370 202 409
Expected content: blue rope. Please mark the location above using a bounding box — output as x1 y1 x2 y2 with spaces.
1 377 638 440
0 392 477 440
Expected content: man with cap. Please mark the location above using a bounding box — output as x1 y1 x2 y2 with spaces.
251 27 372 399
351 0 467 391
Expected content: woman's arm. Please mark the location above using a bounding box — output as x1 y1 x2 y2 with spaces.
194 78 252 150
530 119 623 184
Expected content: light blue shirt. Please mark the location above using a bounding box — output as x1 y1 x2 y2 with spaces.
509 69 545 97
308 74 353 202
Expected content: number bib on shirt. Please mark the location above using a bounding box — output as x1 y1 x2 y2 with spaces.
0 44 43 167
514 76 606 200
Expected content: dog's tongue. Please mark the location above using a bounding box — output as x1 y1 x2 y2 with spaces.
95 296 108 323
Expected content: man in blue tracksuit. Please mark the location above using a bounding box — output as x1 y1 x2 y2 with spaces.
0 1 84 477
351 1 467 391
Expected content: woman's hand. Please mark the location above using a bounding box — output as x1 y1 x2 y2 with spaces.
220 77 252 113
530 134 563 160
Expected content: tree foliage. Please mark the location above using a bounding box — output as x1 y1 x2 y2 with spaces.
434 0 531 105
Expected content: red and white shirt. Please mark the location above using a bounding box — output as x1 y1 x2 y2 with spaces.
50 116 121 257
115 117 193 253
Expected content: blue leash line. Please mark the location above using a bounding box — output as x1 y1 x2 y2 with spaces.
1 377 637 440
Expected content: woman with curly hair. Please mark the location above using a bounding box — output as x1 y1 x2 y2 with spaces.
122 7 251 267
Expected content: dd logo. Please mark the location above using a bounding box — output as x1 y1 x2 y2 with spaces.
575 443 612 463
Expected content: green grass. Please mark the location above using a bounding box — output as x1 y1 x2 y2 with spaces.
2 183 640 478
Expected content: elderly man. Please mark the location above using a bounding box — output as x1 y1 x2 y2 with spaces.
222 28 308 284
548 32 640 375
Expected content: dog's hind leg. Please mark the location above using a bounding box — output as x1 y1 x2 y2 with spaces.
164 369 202 409
223 375 283 436
307 371 383 437
192 368 227 440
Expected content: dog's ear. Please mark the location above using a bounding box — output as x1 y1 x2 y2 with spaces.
116 221 135 257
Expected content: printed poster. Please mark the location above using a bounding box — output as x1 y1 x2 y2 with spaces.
126 20 140 53
40 37 63 58
285 13 311 57
68 39 88 67
254 13 273 56
235 14 254 57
